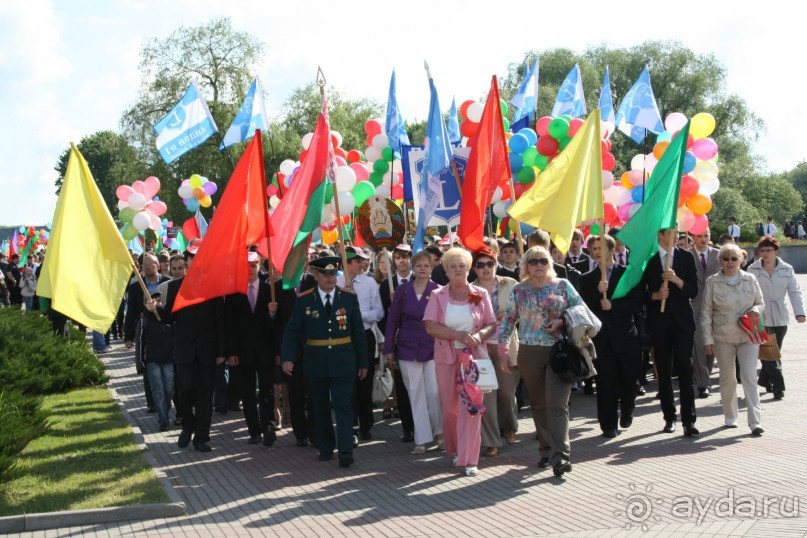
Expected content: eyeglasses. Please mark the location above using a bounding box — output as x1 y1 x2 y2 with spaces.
722 257 739 262
475 260 495 269
527 258 550 266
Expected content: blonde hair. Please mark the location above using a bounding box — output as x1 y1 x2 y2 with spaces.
519 246 556 281
441 247 472 271
373 251 389 283
718 243 744 262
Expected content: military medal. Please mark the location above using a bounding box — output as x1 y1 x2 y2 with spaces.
336 307 347 330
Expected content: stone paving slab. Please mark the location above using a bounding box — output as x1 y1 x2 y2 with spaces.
8 276 807 537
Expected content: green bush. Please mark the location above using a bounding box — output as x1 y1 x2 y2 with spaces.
0 389 47 481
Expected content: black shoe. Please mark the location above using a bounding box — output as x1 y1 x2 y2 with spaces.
248 434 262 444
263 429 277 448
637 386 646 396
382 409 392 419
318 452 333 461
339 453 354 468
159 423 169 432
392 409 400 418
194 441 212 452
401 432 414 443
751 427 765 436
178 430 192 448
655 392 661 400
663 420 676 433
773 392 784 400
602 429 618 438
683 424 700 437
553 459 572 477
537 457 551 469
620 416 633 429
295 438 309 448
147 406 157 413
698 388 710 399
173 417 183 425
352 435 359 448
358 431 372 441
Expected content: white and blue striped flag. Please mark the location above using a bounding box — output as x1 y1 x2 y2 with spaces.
153 82 218 164
551 64 586 118
599 66 616 138
511 59 539 122
615 67 664 144
220 78 269 149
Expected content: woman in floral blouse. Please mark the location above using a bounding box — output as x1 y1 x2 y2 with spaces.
498 246 583 478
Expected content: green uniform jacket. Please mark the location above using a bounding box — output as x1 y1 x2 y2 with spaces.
281 286 368 377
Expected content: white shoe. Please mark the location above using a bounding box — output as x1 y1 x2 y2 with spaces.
465 466 478 477
452 455 458 465
413 445 427 454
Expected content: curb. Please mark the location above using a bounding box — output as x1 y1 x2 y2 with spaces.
0 503 186 533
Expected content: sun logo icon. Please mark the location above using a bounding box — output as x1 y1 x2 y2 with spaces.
614 483 663 531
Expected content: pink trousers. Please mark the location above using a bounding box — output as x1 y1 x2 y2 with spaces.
436 356 481 467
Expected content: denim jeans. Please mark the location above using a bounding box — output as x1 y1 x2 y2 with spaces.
22 296 34 311
147 362 175 427
92 331 107 351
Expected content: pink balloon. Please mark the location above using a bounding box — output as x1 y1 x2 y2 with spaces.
116 185 134 201
364 119 383 136
143 176 161 198
202 182 218 196
132 180 146 194
691 138 718 161
617 203 634 222
149 213 162 231
690 214 709 235
146 201 168 216
334 155 347 167
349 162 370 182
665 112 688 132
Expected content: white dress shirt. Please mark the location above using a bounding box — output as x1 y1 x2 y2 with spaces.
336 273 384 329
728 224 741 239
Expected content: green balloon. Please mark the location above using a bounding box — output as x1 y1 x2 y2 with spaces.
121 223 138 241
499 98 508 116
558 136 572 151
535 154 549 169
373 159 390 174
369 172 385 187
521 147 539 167
119 207 136 222
590 223 601 235
502 117 510 131
323 182 334 204
352 181 376 206
548 117 570 139
516 166 535 184
381 147 395 162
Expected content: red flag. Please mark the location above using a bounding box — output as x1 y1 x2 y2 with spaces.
181 217 200 242
173 131 272 311
457 75 510 252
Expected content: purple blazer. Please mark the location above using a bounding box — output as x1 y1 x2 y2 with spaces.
383 279 438 362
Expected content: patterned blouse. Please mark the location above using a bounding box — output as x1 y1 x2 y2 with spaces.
498 278 582 346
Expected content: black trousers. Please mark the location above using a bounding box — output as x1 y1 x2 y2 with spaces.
176 362 216 444
759 326 787 392
311 374 355 456
353 329 376 434
652 324 696 424
392 367 415 435
233 359 276 437
595 341 642 431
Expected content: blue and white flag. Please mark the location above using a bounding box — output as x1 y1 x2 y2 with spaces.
414 63 454 253
219 78 269 149
511 59 539 122
127 236 144 255
195 210 209 239
599 66 616 138
551 64 586 118
447 97 461 145
153 82 219 164
385 69 410 158
615 67 664 144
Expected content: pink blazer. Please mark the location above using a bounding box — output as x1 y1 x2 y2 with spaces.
423 283 497 364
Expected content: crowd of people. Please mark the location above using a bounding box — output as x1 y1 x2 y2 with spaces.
2 224 804 480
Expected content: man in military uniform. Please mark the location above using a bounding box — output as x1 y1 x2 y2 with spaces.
282 256 368 468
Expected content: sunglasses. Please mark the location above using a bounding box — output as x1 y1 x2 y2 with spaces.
475 260 495 269
527 258 550 266
722 257 739 262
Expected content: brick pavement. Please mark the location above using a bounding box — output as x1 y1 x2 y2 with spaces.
10 276 807 537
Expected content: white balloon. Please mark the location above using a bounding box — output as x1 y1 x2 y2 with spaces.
467 102 484 122
372 133 389 149
280 159 297 176
178 185 194 199
603 186 620 205
492 200 511 219
365 146 382 162
490 186 503 204
269 195 280 208
335 166 357 191
630 154 646 171
335 191 355 214
128 193 147 211
117 199 128 210
644 153 658 173
320 205 333 226
302 133 314 150
330 130 343 148
375 185 391 198
601 171 614 190
391 160 403 173
700 177 721 196
132 211 150 231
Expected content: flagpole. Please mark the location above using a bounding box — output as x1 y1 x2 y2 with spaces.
253 128 278 305
132 263 161 321
267 133 284 198
507 178 525 258
600 218 608 301
660 232 674 313
216 132 237 171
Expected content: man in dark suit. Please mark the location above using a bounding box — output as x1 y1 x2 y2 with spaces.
282 257 368 468
496 241 520 280
564 229 590 274
642 226 700 437
159 253 227 452
225 252 277 447
689 229 721 398
579 235 643 438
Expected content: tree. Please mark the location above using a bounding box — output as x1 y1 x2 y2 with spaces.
54 131 148 217
785 161 807 217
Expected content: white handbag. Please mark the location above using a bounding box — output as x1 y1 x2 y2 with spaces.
474 358 499 393
372 354 394 404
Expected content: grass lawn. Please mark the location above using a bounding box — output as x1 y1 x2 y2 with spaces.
0 385 169 517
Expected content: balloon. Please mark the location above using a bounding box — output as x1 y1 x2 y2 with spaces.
148 213 161 231
128 192 146 211
601 152 616 172
381 147 395 162
199 195 212 208
279 159 297 176
302 132 314 150
535 116 552 137
692 160 719 182
630 154 646 171
194 188 205 200
680 174 700 199
459 100 475 120
269 195 280 209
119 207 136 222
700 177 721 196
548 117 570 139
682 152 697 174
18 226 25 233
132 180 146 194
330 131 343 149
631 186 644 203
460 120 478 139
346 149 363 163
349 162 370 183
508 133 529 153
186 198 200 212
653 141 670 160
678 206 696 232
492 201 511 218
687 193 712 216
335 166 357 191
690 214 709 235
321 228 338 245
691 138 719 161
516 166 536 184
132 211 151 231
534 154 549 170
629 169 645 187
335 191 355 214
373 159 390 175
521 147 538 167
690 112 716 139
365 146 382 162
628 203 642 218
509 152 523 173
143 176 160 198
536 136 559 156
567 118 584 137
116 185 134 201
364 119 383 135
121 223 138 241
519 128 538 146
352 181 376 206
375 184 391 198
603 203 618 225
189 174 203 188
644 153 658 174
617 203 633 222
146 201 167 216
202 181 218 196
491 186 503 204
372 133 389 149
664 112 688 132
368 172 384 187
466 102 484 122
602 171 614 190
310 227 323 243
391 184 404 199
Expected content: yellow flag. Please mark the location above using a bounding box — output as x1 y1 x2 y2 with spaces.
508 109 603 254
37 144 134 333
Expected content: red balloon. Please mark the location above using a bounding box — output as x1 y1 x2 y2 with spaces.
365 134 375 147
334 147 347 159
601 152 616 171
686 134 694 149
459 99 475 120
603 203 618 225
568 118 584 137
298 149 308 162
391 184 404 200
680 174 699 199
460 120 479 139
535 116 552 137
601 139 611 153
513 183 528 198
346 149 362 163
536 136 559 156
266 185 278 197
690 214 709 235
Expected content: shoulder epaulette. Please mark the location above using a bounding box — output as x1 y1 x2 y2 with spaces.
298 288 315 297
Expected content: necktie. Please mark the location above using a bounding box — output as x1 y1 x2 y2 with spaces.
618 253 624 266
248 282 256 312
324 293 332 316
400 277 408 285
700 253 707 270
572 256 578 263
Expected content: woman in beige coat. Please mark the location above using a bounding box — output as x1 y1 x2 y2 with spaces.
701 243 765 435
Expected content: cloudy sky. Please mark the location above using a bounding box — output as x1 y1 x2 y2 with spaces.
0 0 802 225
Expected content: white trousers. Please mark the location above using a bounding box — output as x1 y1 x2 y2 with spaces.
399 360 443 446
713 342 762 429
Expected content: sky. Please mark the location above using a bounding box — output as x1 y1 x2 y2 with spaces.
0 0 803 226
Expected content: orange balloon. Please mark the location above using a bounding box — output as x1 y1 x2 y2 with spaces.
653 141 670 160
686 193 713 216
620 172 632 189
322 228 338 245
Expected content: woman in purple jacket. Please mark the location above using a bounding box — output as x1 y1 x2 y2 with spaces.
384 251 442 454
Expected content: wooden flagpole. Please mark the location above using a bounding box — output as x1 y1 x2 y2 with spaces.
660 230 674 313
600 219 608 300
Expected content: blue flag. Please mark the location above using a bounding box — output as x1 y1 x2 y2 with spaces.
510 115 530 133
615 67 664 144
153 82 219 164
551 64 586 118
127 236 144 255
219 78 269 149
414 64 454 253
447 97 461 145
385 70 410 158
195 210 209 239
511 59 539 122
599 66 616 137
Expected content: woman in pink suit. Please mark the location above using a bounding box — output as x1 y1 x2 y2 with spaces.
424 248 497 477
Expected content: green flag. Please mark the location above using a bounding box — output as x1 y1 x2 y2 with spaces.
174 230 188 253
612 121 690 299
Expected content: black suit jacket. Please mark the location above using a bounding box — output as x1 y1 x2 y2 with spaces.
124 274 170 341
378 273 409 334
641 247 699 334
554 263 582 290
496 264 520 280
160 277 227 365
579 265 642 353
225 280 273 365
270 278 298 360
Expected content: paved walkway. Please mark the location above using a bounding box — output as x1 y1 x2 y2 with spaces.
12 276 807 537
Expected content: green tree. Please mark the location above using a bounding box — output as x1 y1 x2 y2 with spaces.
54 131 148 217
784 161 807 217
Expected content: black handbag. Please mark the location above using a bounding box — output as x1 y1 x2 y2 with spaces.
550 332 591 383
